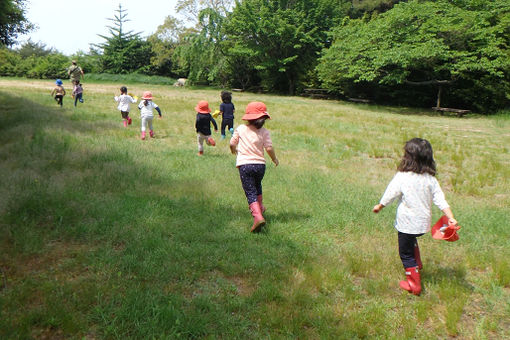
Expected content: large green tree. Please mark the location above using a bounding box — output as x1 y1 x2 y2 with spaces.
94 4 153 74
318 0 510 112
224 0 350 94
0 0 34 46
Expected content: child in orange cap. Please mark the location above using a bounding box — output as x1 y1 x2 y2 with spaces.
195 100 218 155
138 91 162 140
230 101 279 233
373 138 458 296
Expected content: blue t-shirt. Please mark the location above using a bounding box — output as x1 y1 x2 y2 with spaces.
220 103 235 119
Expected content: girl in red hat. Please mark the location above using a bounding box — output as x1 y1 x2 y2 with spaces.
373 138 458 295
230 101 279 233
195 100 218 155
137 91 162 140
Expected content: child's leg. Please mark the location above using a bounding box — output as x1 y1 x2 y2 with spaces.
221 119 227 137
121 111 128 127
78 93 83 103
239 164 266 232
205 134 215 146
197 133 205 153
74 95 78 107
148 117 154 137
398 232 419 268
227 118 234 134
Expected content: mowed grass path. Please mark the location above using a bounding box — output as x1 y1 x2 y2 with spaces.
0 78 509 339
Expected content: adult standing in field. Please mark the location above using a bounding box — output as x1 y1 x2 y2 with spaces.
68 60 84 85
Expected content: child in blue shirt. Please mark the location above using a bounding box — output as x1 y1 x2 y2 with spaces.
219 91 235 139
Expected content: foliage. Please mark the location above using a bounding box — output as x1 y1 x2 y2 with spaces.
223 0 351 94
317 0 510 112
172 9 228 84
147 16 185 77
0 46 68 79
0 0 34 46
85 72 176 85
94 4 153 74
176 0 233 22
16 39 56 58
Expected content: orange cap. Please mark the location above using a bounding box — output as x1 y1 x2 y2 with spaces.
242 101 271 120
195 100 211 114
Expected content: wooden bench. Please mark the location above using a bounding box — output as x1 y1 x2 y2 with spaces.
348 97 372 104
432 107 471 117
302 88 330 99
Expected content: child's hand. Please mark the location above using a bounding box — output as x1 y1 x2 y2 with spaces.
158 115 162 119
373 204 384 213
448 218 458 226
273 158 279 167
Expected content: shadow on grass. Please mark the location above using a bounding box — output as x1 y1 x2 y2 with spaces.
0 91 309 339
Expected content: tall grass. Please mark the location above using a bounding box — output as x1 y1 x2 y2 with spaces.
0 78 509 339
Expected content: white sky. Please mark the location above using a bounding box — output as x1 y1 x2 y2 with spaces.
21 0 182 55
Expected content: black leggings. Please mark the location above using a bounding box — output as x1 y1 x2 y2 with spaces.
54 95 63 106
398 232 424 268
238 164 265 204
221 118 234 136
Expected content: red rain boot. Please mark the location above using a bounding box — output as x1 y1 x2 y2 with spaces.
123 120 128 127
414 243 423 270
141 131 146 140
257 194 266 214
198 151 204 156
207 137 216 146
149 130 155 138
399 267 422 296
249 202 266 233
127 116 132 125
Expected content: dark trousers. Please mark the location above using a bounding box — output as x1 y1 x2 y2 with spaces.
74 93 83 106
239 164 265 204
398 231 424 268
55 95 63 106
221 118 234 136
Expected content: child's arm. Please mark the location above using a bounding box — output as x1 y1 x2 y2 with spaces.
265 146 279 166
441 207 457 226
373 173 402 213
155 106 162 117
62 88 66 96
211 117 218 131
51 88 55 96
373 203 385 213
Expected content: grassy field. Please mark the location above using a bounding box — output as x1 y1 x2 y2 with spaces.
0 78 509 339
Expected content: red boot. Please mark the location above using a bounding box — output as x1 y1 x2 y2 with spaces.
149 130 155 138
123 120 128 127
414 243 423 270
207 137 216 146
257 194 266 214
399 267 422 296
141 131 146 140
249 202 265 233
127 116 132 125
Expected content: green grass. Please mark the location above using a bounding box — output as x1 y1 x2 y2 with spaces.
85 73 177 85
0 77 509 339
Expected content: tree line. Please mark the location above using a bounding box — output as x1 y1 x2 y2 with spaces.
1 0 509 112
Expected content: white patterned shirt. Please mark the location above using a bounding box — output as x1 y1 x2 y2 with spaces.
379 171 449 234
114 94 136 112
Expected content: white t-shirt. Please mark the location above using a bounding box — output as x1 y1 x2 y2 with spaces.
114 94 136 112
379 171 449 234
138 100 159 118
230 124 272 167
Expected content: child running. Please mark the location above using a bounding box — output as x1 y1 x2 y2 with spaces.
114 86 136 127
51 79 66 106
195 100 218 155
138 91 162 140
230 102 279 233
219 91 235 139
373 138 458 296
72 80 84 107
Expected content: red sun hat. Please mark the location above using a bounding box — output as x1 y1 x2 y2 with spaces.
142 91 154 100
195 100 211 114
242 101 271 121
431 215 461 242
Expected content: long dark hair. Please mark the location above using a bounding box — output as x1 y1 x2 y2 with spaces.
398 138 436 176
221 91 232 104
248 117 267 129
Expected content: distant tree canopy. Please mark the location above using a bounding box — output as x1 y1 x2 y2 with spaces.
1 0 509 112
317 0 510 111
0 0 34 46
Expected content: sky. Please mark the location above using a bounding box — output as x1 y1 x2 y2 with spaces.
20 0 182 55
